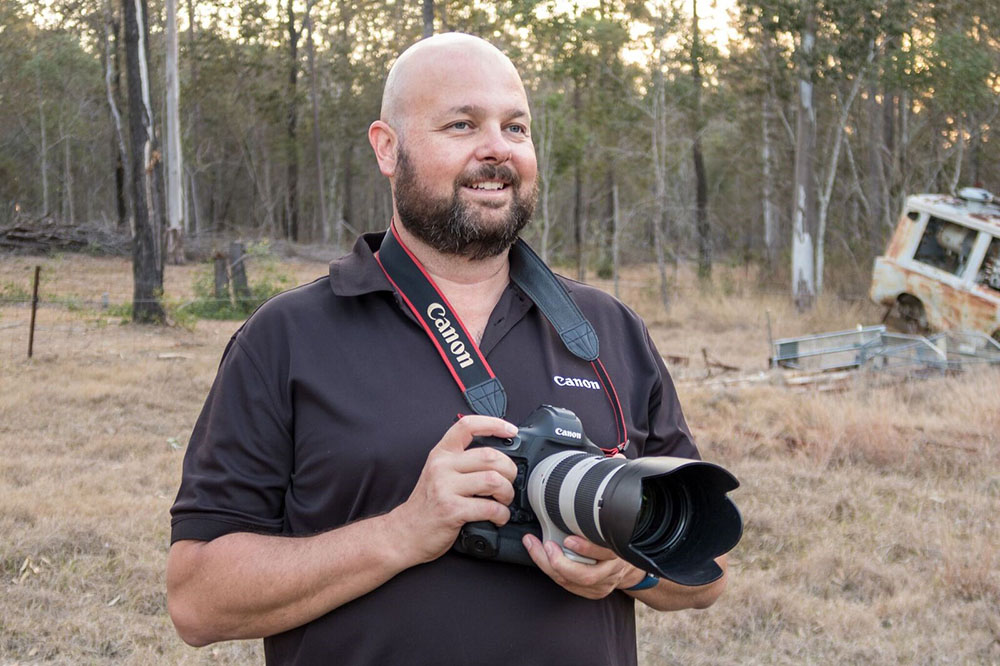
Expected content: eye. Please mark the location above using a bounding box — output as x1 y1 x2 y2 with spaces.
450 121 471 130
507 124 527 135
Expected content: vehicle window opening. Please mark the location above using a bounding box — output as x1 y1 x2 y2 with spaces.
912 216 975 276
977 237 1000 292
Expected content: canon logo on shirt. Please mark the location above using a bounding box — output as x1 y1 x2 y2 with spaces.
426 303 474 368
553 375 601 390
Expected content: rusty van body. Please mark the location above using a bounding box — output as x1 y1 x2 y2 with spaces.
870 189 1000 340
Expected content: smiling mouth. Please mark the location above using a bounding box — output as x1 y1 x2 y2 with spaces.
465 181 509 191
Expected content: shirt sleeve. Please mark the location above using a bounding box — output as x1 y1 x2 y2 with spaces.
640 326 700 461
170 333 294 543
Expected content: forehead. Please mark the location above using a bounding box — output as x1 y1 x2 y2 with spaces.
399 48 529 122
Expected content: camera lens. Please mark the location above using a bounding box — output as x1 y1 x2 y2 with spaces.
630 482 689 555
528 451 741 586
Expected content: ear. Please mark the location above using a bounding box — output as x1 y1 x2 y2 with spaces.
368 120 398 178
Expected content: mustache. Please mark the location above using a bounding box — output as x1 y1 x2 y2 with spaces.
456 164 520 188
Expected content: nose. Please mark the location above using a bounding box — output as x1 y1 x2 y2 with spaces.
474 123 512 164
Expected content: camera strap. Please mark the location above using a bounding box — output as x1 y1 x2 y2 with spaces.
375 223 628 454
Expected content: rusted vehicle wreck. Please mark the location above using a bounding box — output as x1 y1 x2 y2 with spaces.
870 188 1000 340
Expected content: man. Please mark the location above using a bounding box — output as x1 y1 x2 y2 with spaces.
167 33 727 665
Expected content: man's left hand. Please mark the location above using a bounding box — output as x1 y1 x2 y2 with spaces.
521 534 645 599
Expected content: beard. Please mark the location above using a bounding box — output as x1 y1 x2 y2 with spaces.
393 147 537 260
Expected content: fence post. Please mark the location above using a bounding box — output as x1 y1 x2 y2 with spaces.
28 265 40 358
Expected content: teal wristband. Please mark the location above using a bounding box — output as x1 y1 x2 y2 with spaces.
625 573 659 591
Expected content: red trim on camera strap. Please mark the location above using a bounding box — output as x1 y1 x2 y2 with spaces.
592 359 628 455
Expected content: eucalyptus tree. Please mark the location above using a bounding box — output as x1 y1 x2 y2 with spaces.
124 0 166 322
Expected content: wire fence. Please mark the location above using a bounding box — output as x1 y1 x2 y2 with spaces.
0 294 254 365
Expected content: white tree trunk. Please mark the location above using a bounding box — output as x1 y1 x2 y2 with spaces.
949 116 965 194
791 8 817 311
762 95 777 266
165 0 184 263
817 49 870 293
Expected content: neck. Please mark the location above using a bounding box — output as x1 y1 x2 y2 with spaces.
391 220 511 342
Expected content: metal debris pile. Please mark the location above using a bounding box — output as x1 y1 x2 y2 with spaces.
772 325 1000 373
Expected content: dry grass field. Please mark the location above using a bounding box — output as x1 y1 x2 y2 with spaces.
1 250 998 665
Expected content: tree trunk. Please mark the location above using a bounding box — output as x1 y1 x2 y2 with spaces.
762 95 777 268
535 96 554 262
603 167 615 275
817 49 870 294
229 241 251 305
213 252 230 300
305 3 326 244
790 3 817 312
124 0 165 322
285 0 300 242
62 126 74 225
611 178 621 298
651 31 671 311
35 70 49 216
573 81 585 281
865 84 886 256
186 0 200 236
165 0 185 263
949 116 965 194
187 167 201 235
692 0 711 280
423 0 434 38
341 142 353 242
103 7 129 231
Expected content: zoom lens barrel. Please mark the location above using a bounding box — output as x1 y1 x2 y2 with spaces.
527 452 742 586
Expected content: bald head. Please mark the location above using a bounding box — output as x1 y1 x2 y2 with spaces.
380 33 526 131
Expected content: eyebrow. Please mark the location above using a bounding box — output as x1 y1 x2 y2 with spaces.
444 105 529 120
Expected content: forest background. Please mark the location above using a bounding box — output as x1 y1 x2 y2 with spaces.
2 0 998 316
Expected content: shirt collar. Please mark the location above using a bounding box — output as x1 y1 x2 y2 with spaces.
328 231 393 296
327 229 577 297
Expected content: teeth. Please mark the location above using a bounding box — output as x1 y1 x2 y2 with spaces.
471 182 505 190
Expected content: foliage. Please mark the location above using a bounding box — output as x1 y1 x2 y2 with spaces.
179 242 293 320
0 0 998 300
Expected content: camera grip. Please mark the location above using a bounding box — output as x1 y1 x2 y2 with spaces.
454 521 541 567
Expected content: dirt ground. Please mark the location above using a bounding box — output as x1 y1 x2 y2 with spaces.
1 252 997 665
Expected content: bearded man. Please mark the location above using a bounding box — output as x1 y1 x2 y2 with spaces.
167 33 728 666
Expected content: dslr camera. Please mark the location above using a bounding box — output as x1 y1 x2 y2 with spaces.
452 405 742 586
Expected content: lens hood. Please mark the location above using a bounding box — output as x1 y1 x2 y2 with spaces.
600 458 742 586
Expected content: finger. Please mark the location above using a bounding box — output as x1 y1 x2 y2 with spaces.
545 541 621 584
563 536 618 562
462 497 511 527
452 470 515 505
436 416 518 453
522 534 563 582
451 446 519 480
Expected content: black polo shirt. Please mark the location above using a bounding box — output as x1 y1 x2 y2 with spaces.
171 232 699 666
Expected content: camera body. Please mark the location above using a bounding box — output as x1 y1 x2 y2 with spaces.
452 405 743 586
454 404 602 567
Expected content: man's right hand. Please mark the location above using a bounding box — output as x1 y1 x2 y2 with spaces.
387 415 520 565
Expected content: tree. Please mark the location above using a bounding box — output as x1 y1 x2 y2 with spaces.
790 1 817 311
123 0 166 322
165 0 185 263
